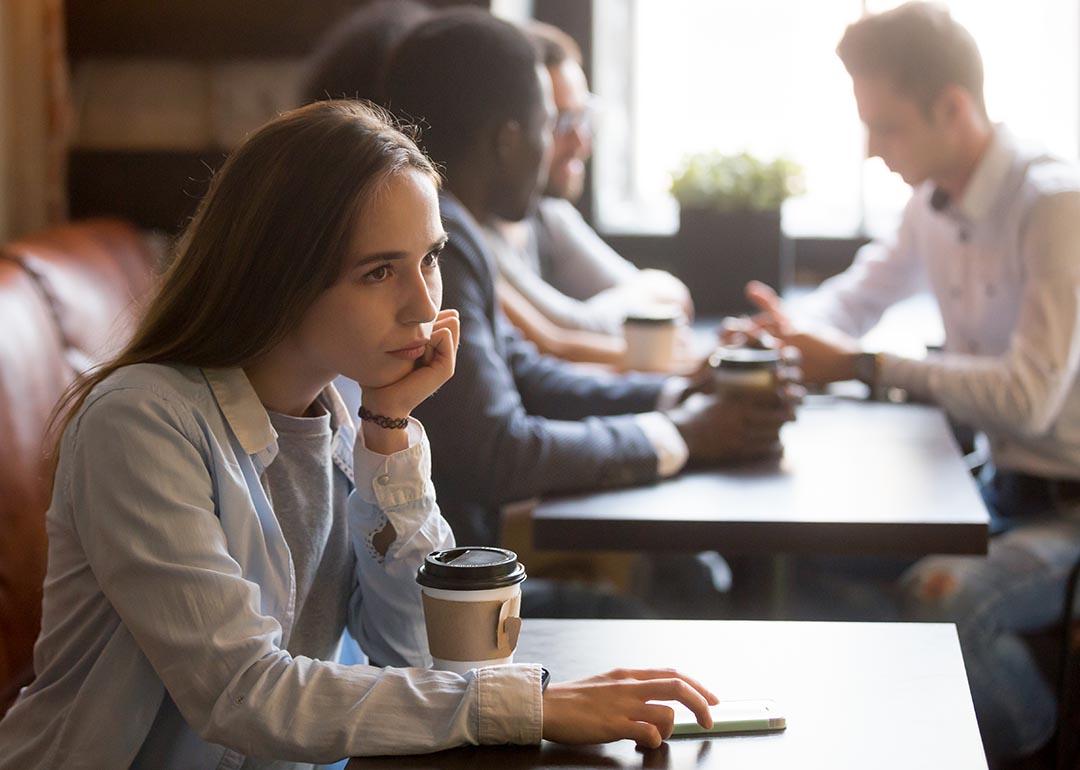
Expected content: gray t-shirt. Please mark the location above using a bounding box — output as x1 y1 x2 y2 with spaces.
261 403 354 660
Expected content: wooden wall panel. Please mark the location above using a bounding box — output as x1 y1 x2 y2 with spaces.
67 0 487 61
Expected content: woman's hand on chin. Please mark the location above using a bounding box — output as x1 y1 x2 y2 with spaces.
362 308 460 422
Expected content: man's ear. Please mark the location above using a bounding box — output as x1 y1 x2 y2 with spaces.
932 84 971 128
494 119 523 168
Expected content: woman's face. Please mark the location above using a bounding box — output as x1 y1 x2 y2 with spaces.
291 167 447 389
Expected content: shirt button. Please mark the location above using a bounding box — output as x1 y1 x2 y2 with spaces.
958 229 970 243
376 474 391 486
985 284 996 298
950 287 962 299
968 342 979 354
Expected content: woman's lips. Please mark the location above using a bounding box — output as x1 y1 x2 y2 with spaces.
387 342 428 361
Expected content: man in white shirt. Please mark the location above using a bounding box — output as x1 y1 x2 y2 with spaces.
737 4 1080 765
486 21 693 337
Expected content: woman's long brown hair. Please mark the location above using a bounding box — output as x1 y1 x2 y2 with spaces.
47 100 438 474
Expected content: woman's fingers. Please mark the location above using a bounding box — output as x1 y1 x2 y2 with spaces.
395 327 456 407
625 719 663 750
427 327 456 377
542 669 720 749
445 312 460 351
431 309 460 351
616 668 718 706
630 678 713 728
633 703 677 741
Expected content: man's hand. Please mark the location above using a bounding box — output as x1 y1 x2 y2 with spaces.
744 280 791 336
542 668 718 749
774 327 860 385
635 269 695 323
675 345 804 402
720 281 861 387
666 388 798 465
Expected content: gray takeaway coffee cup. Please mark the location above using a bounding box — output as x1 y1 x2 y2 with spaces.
416 547 527 674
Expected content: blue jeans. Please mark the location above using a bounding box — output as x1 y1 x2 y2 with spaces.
899 465 1080 762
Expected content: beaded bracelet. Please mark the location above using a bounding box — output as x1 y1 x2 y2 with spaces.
358 406 409 430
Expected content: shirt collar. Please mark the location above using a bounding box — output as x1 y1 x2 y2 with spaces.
203 367 276 460
932 124 1017 223
201 367 355 466
319 382 356 437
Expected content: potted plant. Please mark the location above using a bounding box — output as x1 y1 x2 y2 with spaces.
670 151 804 315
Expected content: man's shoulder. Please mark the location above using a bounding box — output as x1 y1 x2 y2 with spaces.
439 193 490 266
1000 132 1080 203
1022 154 1080 199
536 196 586 233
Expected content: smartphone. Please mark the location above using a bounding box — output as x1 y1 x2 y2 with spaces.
670 699 786 737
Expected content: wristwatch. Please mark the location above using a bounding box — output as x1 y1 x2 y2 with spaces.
540 667 551 692
853 351 880 388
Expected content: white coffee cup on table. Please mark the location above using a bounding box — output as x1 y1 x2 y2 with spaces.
416 547 526 675
623 306 683 371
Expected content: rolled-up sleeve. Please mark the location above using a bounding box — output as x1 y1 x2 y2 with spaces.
878 191 1080 437
794 193 927 337
347 417 451 668
69 390 542 761
346 416 544 746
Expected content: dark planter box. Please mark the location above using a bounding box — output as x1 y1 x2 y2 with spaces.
675 207 793 316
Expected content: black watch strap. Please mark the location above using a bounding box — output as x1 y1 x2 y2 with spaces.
540 667 551 692
854 351 879 388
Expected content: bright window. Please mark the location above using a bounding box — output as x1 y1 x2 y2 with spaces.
592 0 1080 238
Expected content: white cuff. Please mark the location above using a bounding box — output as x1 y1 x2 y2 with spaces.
475 663 543 745
634 411 690 477
353 417 432 508
877 352 935 401
656 376 689 411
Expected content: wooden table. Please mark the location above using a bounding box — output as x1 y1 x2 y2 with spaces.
533 397 989 557
348 619 987 769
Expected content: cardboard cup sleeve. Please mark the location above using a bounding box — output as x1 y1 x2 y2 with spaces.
422 592 522 662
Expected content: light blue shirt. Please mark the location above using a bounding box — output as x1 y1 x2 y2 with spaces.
0 364 541 769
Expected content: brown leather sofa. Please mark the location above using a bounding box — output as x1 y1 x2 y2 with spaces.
0 219 157 715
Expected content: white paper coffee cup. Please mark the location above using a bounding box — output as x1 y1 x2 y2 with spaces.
624 307 681 371
416 547 526 675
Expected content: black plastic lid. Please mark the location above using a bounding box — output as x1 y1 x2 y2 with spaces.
708 346 781 371
416 547 527 590
624 308 681 325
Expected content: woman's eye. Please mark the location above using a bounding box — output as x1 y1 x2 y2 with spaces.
423 249 442 268
363 265 392 283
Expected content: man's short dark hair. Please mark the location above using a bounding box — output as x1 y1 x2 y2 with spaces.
382 8 543 170
837 2 986 118
527 20 582 69
301 0 432 106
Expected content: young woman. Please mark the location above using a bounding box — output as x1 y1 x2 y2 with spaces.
0 101 716 768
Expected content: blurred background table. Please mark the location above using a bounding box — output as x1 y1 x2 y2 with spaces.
533 397 988 558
